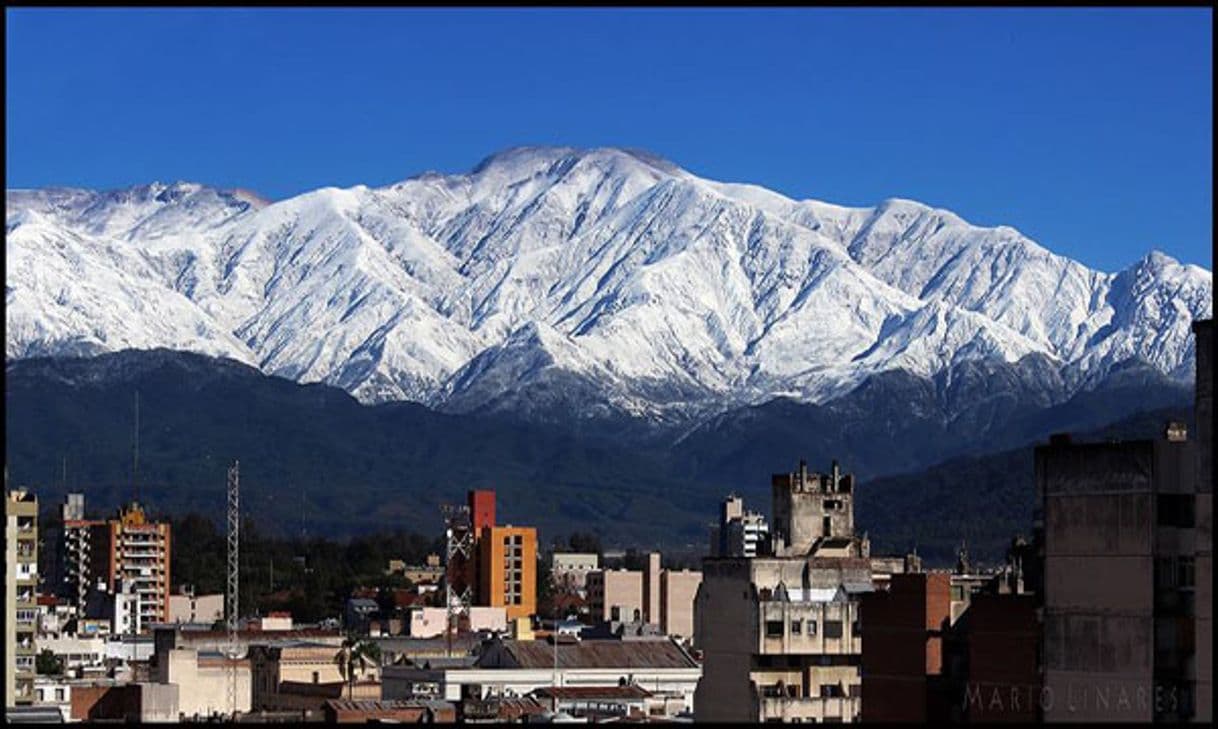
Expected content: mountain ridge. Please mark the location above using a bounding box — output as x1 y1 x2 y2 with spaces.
6 146 1211 425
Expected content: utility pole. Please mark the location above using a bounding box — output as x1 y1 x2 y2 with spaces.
226 461 240 718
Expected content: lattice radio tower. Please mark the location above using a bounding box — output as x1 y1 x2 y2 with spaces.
226 461 241 718
440 502 473 657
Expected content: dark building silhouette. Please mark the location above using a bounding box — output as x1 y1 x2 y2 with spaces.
1035 318 1211 723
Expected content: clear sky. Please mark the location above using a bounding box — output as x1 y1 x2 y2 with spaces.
6 8 1212 272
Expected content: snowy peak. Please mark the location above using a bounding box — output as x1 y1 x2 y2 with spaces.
5 146 1211 422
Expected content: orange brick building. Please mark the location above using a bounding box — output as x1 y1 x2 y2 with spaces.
860 572 953 722
478 525 537 621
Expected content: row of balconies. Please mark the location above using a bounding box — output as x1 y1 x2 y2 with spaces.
758 694 860 722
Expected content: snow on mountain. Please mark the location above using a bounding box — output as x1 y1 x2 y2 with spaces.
5 147 1212 421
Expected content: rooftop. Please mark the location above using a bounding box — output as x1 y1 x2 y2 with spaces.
487 638 699 670
533 685 654 700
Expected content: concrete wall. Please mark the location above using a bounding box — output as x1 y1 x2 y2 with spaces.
660 570 701 642
1194 319 1213 724
644 553 662 625
1038 441 1156 722
588 569 644 623
409 606 507 638
693 560 760 722
168 593 223 624
551 553 598 591
159 647 252 719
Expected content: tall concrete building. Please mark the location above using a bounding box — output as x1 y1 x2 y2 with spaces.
87 503 173 628
1193 319 1212 724
712 495 769 558
6 488 39 706
860 572 953 722
59 493 101 612
694 460 872 722
478 525 537 622
1036 319 1211 722
771 460 856 557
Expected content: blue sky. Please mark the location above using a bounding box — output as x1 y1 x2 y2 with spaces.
6 8 1212 272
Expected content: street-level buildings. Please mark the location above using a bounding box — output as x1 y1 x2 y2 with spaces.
383 635 701 711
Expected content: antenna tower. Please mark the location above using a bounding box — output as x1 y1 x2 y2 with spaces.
226 461 241 718
440 502 473 657
132 391 140 503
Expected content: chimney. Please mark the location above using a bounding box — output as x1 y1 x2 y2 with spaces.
799 459 808 483
831 460 840 491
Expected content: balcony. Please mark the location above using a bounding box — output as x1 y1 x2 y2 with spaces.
758 693 860 722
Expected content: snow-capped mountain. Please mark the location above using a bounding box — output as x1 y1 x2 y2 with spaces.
5 147 1212 421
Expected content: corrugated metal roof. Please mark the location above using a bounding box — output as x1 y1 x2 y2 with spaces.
533 685 654 700
502 639 698 670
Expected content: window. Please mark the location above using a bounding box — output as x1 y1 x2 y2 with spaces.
765 620 784 638
1178 557 1195 588
1157 494 1195 528
791 620 802 635
807 620 817 636
824 620 843 639
56 688 65 701
852 620 860 635
312 671 320 684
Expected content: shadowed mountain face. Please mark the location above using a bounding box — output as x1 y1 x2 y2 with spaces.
6 147 1211 425
5 349 1191 560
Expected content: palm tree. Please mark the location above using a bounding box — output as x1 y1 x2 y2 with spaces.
336 635 382 699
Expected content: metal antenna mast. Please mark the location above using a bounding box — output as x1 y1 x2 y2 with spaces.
440 503 473 658
226 461 241 718
132 391 140 503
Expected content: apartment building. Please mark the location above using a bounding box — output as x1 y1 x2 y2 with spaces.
694 460 872 722
479 525 538 622
6 488 39 706
551 552 599 593
587 568 644 624
86 502 172 628
711 494 769 558
1035 319 1211 722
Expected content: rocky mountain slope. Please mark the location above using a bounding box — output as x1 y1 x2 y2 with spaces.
6 147 1211 423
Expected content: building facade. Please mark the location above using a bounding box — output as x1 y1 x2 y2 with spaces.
552 552 599 593
86 503 172 628
479 525 538 622
6 488 39 706
1192 319 1212 724
694 460 873 722
587 569 644 624
1036 318 1211 729
712 494 769 558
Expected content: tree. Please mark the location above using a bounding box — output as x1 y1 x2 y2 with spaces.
335 635 382 699
567 531 602 556
35 649 64 676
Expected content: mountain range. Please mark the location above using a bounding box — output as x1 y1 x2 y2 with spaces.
6 146 1211 425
